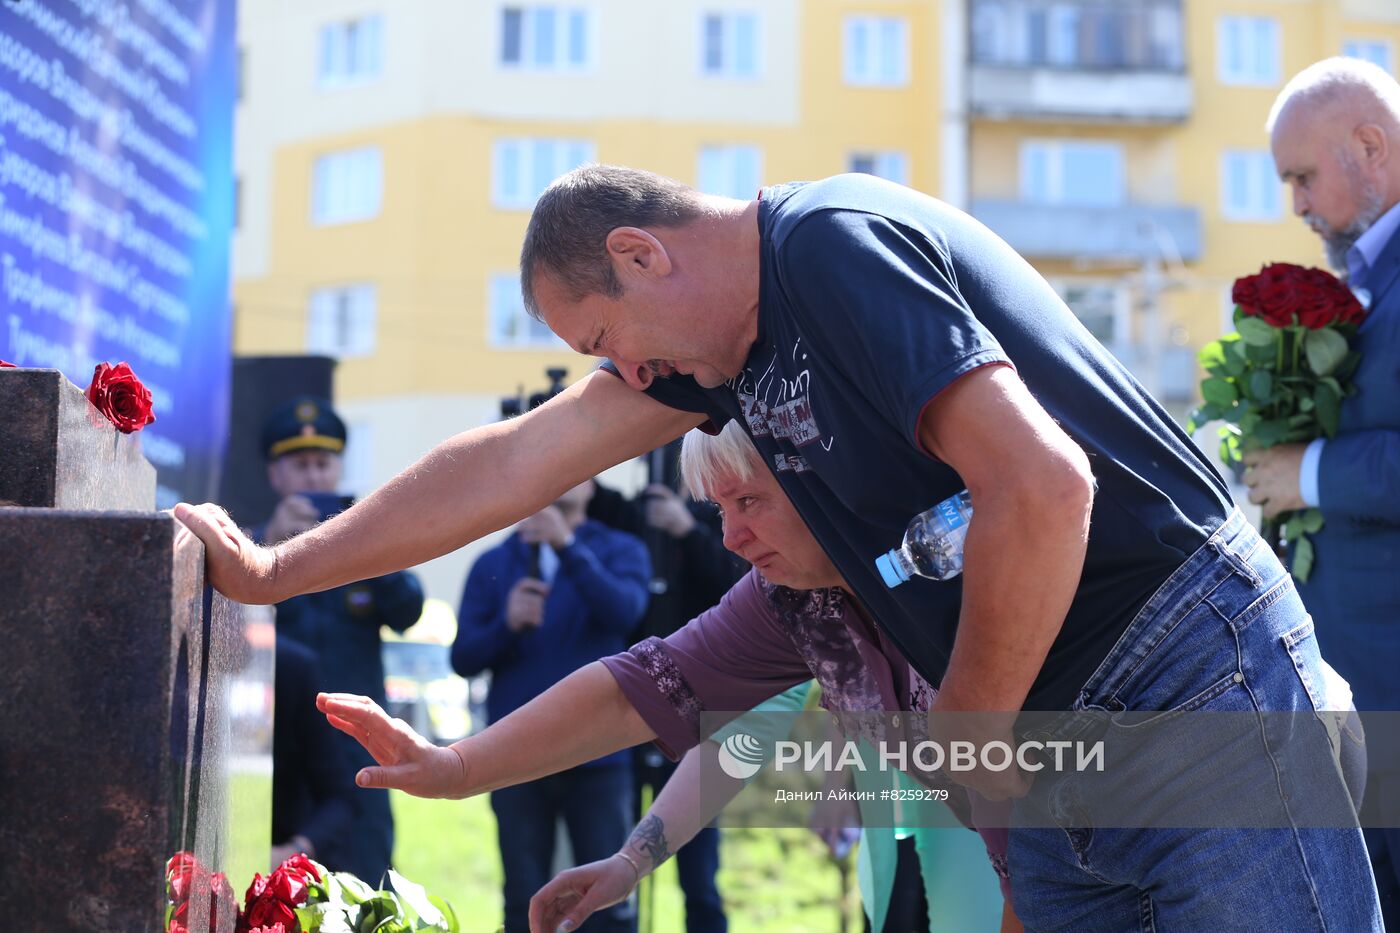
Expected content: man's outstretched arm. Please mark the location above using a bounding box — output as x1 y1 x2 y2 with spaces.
316 660 655 799
176 371 704 604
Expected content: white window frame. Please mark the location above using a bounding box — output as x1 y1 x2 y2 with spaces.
499 5 595 73
843 15 909 87
306 283 378 358
1220 150 1283 223
1019 140 1126 207
848 151 910 186
317 14 385 88
341 419 375 496
311 147 383 226
1342 38 1395 76
1216 16 1281 87
492 138 596 210
697 145 763 199
489 273 565 348
698 10 763 79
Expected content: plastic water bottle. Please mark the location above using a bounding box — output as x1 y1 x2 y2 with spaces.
875 490 973 587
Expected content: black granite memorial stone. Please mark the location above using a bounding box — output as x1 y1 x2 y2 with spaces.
0 368 271 932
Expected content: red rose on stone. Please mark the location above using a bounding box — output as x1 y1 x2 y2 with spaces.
85 361 156 433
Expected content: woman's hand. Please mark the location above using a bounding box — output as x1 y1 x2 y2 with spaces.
316 693 469 798
529 854 639 932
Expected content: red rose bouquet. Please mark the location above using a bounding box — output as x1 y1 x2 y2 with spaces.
86 360 157 433
1188 262 1367 580
164 851 459 932
165 852 237 933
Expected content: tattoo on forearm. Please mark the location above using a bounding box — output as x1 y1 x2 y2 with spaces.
629 815 671 869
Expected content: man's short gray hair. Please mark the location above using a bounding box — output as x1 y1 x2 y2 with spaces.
680 420 764 502
519 165 708 320
1267 56 1400 132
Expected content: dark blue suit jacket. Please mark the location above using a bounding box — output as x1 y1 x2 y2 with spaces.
1295 227 1400 710
452 520 650 768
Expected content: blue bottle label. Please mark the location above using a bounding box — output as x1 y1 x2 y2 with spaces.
935 497 966 530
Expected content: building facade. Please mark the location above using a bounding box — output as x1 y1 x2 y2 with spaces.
232 0 1400 602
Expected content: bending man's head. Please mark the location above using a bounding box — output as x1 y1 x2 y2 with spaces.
521 165 705 315
1268 57 1400 271
519 164 759 391
681 421 844 591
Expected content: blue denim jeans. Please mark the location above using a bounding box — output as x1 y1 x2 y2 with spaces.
1008 510 1382 931
492 765 637 933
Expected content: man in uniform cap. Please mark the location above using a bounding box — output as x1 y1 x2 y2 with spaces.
255 396 426 883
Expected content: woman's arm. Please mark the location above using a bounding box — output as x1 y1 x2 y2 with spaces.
316 661 654 798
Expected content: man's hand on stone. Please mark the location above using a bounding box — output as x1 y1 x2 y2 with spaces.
644 484 696 538
506 578 550 632
316 693 468 798
264 494 320 545
1242 445 1307 519
173 502 279 604
518 506 573 549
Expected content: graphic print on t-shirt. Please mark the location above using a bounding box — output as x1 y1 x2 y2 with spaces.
732 337 830 477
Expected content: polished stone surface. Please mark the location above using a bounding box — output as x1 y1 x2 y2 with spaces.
0 511 272 931
0 368 156 509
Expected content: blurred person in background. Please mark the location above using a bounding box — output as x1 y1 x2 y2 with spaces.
1255 57 1400 925
271 636 358 871
452 478 650 933
253 396 425 883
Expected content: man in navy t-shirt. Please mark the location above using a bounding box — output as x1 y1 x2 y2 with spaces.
615 175 1235 715
178 166 1381 929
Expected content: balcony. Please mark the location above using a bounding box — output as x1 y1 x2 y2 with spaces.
971 200 1202 262
969 0 1192 123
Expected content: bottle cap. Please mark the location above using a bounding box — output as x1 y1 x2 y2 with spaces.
875 550 908 588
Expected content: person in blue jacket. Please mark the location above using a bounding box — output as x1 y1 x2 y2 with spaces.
453 478 650 933
253 396 425 884
1252 57 1400 926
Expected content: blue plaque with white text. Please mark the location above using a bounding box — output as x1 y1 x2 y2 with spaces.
0 0 236 505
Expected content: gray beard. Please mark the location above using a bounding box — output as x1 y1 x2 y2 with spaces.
1310 156 1387 275
1319 217 1377 273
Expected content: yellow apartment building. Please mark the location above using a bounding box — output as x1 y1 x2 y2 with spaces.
232 0 1400 602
